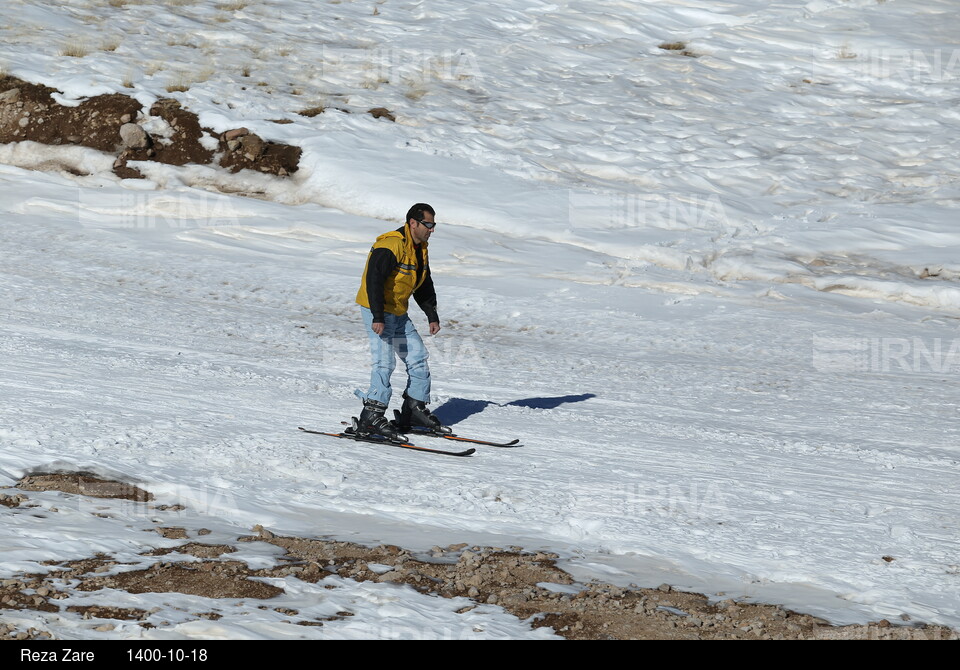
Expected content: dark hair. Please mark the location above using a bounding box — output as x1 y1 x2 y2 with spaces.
405 203 435 224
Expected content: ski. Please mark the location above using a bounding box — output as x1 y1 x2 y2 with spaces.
352 417 523 448
298 427 476 457
407 428 523 448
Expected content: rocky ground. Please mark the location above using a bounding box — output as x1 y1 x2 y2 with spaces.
1 475 956 641
0 75 302 180
0 74 402 182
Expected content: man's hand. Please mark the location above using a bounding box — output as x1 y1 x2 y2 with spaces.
429 322 441 335
371 322 385 335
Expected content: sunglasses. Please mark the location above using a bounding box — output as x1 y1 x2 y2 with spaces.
416 219 437 229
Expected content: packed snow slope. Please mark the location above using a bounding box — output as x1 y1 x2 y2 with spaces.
1 0 959 637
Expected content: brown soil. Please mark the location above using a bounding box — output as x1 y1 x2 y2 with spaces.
0 75 300 180
76 561 285 600
146 542 237 558
658 42 699 58
65 605 151 621
1 510 956 639
0 493 27 508
0 76 141 152
240 527 957 640
2 474 958 640
154 526 190 539
16 473 153 502
218 122 301 177
367 107 396 122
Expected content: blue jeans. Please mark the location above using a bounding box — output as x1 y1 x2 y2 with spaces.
356 307 431 406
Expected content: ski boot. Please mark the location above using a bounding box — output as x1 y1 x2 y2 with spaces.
394 393 452 435
353 399 407 443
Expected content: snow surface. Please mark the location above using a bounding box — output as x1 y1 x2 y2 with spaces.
1 0 959 639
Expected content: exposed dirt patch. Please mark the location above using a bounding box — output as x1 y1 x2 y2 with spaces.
298 105 349 118
47 553 131 579
2 510 956 639
154 526 189 540
16 473 153 502
154 504 187 512
0 492 27 508
1 573 62 614
297 106 326 118
151 97 215 167
0 76 142 152
1 564 146 638
0 75 300 180
0 623 53 641
658 41 699 58
218 125 301 177
146 542 238 559
77 561 284 600
65 605 151 621
367 107 396 122
241 526 957 640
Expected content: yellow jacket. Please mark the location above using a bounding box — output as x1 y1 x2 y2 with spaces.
356 224 437 322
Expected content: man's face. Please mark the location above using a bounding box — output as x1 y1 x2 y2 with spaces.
410 212 435 245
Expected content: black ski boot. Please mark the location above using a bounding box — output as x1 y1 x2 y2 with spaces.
395 393 451 434
354 399 406 442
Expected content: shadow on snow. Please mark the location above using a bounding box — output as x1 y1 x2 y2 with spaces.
433 394 596 426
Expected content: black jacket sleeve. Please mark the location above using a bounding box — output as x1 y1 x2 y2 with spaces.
366 247 398 323
413 266 439 323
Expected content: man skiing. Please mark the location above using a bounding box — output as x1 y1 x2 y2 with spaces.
353 203 449 441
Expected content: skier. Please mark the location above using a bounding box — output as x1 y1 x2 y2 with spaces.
353 203 449 441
